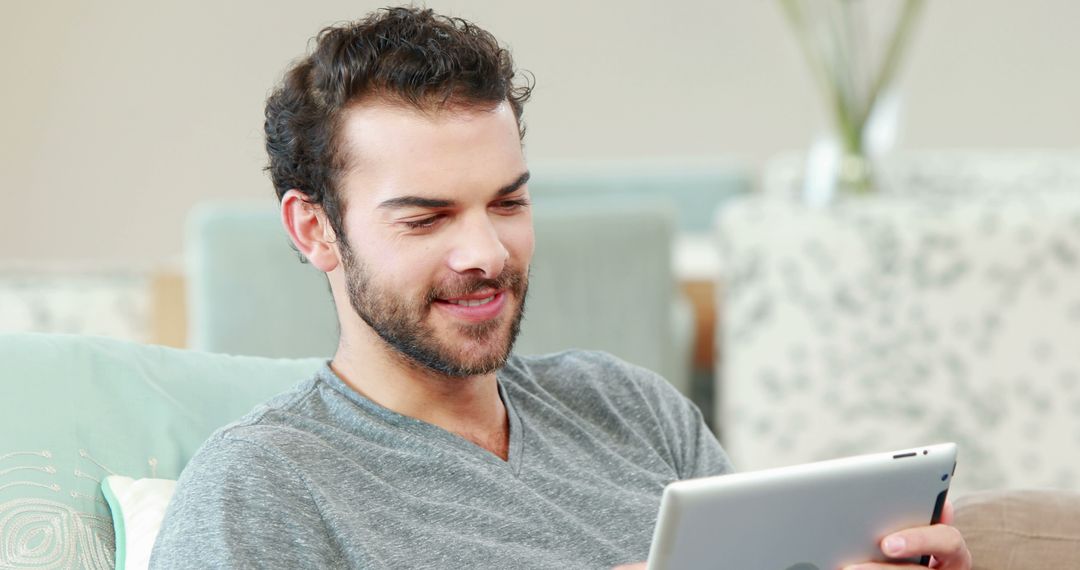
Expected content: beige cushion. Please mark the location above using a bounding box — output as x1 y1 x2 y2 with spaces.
953 489 1080 570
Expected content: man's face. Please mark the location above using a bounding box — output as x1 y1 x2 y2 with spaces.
332 100 533 377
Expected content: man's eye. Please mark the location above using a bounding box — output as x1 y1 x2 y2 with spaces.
494 199 530 212
403 215 443 230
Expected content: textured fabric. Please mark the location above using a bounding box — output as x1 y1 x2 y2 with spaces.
0 333 323 570
150 351 732 569
953 489 1080 570
717 158 1080 493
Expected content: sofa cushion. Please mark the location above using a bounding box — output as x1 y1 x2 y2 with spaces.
0 333 323 569
953 489 1080 570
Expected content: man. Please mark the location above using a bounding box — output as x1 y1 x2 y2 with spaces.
152 7 970 569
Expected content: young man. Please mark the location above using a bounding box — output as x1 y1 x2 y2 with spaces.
151 7 970 569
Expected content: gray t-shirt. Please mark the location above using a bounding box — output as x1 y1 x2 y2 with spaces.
150 350 733 569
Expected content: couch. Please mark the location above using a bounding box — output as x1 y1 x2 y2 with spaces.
2 332 1079 569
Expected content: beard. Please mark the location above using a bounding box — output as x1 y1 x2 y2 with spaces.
339 240 528 378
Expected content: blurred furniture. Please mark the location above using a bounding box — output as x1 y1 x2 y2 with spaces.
184 205 338 359
187 201 695 393
0 265 151 341
765 149 1080 202
528 159 751 233
525 199 693 391
3 333 1079 569
0 332 322 569
954 489 1080 569
717 150 1080 494
0 264 189 348
528 159 753 390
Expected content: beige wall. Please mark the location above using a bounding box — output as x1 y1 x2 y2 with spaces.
2 0 1078 265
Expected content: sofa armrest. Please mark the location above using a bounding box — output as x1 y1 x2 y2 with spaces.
953 489 1080 570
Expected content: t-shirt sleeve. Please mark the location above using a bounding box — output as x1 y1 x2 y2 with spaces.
670 390 735 479
149 435 343 569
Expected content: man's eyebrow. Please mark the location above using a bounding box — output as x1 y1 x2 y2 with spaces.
377 196 454 210
377 171 531 210
495 171 531 198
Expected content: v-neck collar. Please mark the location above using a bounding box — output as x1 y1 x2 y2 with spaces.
316 363 524 476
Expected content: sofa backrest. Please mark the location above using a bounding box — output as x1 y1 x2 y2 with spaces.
184 204 340 359
527 159 751 233
0 332 322 569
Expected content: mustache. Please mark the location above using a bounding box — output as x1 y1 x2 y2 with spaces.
426 267 527 303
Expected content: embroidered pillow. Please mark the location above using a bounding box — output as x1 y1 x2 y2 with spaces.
0 333 322 569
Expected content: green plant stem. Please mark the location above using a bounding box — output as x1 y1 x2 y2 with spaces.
779 0 861 155
862 0 926 127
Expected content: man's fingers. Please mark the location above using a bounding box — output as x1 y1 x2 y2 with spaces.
843 521 971 570
882 525 962 557
940 498 955 525
881 523 970 569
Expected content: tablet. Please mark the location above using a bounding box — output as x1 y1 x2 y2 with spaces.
647 442 957 570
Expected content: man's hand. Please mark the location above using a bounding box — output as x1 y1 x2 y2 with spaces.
844 500 972 570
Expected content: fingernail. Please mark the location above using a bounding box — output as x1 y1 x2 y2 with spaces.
883 535 906 556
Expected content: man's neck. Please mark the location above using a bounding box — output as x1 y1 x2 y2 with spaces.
330 341 510 461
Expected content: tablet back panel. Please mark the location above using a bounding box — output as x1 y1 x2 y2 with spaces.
648 443 956 570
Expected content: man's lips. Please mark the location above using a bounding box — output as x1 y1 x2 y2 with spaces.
443 294 496 307
433 290 508 322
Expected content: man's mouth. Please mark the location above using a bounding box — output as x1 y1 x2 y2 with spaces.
445 295 497 307
433 290 508 322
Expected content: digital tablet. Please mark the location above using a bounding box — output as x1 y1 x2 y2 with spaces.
647 442 957 570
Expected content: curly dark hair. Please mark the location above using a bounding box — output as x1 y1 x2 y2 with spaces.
264 6 533 244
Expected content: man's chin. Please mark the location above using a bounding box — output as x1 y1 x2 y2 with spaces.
415 321 517 377
407 347 509 378
447 330 515 369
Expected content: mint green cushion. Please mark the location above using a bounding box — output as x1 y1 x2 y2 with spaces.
528 160 752 233
0 333 322 569
186 203 340 359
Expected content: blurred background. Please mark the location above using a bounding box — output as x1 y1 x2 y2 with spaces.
3 0 1079 265
3 0 1080 494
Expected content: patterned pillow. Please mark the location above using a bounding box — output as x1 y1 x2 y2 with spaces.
0 333 323 569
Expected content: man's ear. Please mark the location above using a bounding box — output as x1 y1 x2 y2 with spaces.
281 190 340 273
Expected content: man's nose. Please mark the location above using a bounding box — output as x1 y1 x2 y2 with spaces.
446 213 509 277
449 211 511 278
